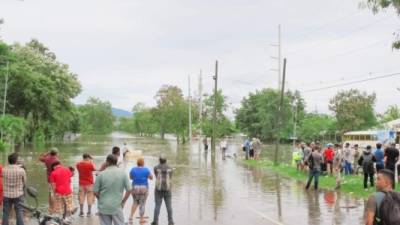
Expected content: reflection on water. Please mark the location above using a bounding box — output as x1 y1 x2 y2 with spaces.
4 132 366 225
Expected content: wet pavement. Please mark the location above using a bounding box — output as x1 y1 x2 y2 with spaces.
15 132 366 225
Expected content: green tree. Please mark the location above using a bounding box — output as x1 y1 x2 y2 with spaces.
154 85 190 143
0 39 81 141
235 88 305 142
79 97 114 135
298 113 337 143
329 89 377 132
364 0 400 49
379 104 400 123
131 103 159 136
0 114 26 149
202 90 235 138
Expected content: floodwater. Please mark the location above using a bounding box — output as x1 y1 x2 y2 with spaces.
12 132 366 225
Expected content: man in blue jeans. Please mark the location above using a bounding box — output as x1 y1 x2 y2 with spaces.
343 143 353 175
305 147 323 190
374 143 384 172
151 155 174 225
2 153 26 225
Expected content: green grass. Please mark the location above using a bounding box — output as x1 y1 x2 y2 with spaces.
243 159 400 199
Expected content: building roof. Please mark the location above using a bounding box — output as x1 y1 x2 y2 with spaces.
384 118 400 130
343 130 377 135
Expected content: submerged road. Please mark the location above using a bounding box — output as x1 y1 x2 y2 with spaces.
20 133 365 225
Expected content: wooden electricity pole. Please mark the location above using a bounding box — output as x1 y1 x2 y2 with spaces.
274 58 287 165
211 61 218 152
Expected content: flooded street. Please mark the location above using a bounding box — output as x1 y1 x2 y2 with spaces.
17 132 365 225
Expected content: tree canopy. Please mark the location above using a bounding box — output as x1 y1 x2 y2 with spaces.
364 0 400 49
297 113 337 143
378 104 400 123
201 90 235 138
329 89 377 132
235 88 305 142
78 97 114 135
0 39 81 142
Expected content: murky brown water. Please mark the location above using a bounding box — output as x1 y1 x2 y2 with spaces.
7 132 365 225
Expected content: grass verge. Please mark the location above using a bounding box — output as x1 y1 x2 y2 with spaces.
243 159 400 199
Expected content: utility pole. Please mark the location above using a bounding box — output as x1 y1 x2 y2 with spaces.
211 61 218 152
1 61 9 140
198 70 203 158
198 70 203 136
270 24 282 90
292 102 298 151
188 75 192 142
274 58 287 165
278 25 281 89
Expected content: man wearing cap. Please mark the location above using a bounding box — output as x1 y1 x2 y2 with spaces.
76 153 96 217
39 147 60 213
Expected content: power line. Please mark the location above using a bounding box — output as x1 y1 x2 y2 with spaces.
289 10 362 41
289 39 389 70
301 72 400 93
286 17 389 56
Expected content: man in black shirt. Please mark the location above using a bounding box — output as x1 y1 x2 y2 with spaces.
384 144 399 189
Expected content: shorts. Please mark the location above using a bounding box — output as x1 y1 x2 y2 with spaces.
131 185 149 216
132 185 148 204
79 185 95 205
54 193 74 214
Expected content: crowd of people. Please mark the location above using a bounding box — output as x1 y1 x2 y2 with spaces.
292 141 400 191
0 146 175 225
242 137 262 160
292 141 400 225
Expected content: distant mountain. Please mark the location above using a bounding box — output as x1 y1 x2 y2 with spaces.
112 108 133 118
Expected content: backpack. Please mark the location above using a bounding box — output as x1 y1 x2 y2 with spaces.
155 166 172 191
307 153 315 169
375 191 400 225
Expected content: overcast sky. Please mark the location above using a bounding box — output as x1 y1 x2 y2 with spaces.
0 0 399 116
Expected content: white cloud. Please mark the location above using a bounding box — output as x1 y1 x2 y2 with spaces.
0 0 399 115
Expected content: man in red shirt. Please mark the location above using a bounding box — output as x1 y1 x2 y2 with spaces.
323 144 335 174
39 148 60 213
76 153 96 217
49 161 74 217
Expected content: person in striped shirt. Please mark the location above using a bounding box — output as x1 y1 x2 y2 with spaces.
2 153 26 225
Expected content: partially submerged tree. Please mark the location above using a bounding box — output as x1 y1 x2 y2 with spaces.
79 97 114 135
1 39 81 141
202 90 235 138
